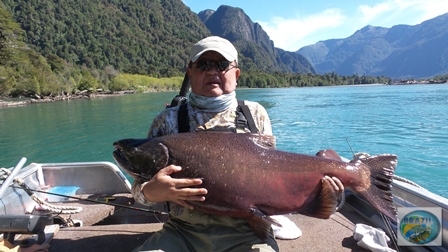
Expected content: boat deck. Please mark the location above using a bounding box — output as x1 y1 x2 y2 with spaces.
45 193 373 252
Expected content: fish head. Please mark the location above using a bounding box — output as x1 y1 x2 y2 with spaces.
113 138 169 182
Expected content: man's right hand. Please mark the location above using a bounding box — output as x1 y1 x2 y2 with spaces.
141 165 208 209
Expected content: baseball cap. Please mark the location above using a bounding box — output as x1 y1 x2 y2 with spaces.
189 36 238 63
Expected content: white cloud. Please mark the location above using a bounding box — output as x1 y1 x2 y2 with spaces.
406 0 448 22
356 0 448 27
357 2 394 24
257 9 346 51
259 0 448 51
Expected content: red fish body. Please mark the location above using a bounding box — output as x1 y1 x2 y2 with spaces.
113 131 397 240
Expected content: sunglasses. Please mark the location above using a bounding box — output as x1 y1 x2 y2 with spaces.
193 60 236 72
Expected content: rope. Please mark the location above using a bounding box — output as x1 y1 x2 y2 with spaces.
13 177 82 214
28 189 83 214
0 168 82 214
392 174 424 188
0 168 12 180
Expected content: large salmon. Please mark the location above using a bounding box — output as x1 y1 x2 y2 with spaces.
113 131 397 240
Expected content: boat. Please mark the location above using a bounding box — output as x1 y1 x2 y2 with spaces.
1 156 447 252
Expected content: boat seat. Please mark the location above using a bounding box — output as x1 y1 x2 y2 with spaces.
0 214 53 245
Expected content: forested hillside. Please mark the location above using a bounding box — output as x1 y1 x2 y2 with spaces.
0 4 61 97
0 0 213 97
2 0 210 76
1 0 393 99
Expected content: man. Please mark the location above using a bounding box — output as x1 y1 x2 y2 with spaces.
132 36 343 252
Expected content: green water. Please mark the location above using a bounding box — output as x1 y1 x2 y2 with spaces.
0 92 176 165
1 85 448 197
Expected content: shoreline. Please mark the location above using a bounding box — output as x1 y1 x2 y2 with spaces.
0 93 126 108
0 90 141 108
3 82 446 108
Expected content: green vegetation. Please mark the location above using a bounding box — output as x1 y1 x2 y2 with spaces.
239 72 390 88
1 0 209 75
0 0 209 97
109 74 183 92
433 74 448 83
0 4 114 97
0 1 405 99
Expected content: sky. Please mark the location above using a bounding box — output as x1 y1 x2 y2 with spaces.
182 0 448 51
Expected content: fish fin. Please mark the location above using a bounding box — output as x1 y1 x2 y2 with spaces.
248 134 276 149
247 207 280 241
250 207 281 226
356 154 398 221
315 149 343 161
301 178 338 219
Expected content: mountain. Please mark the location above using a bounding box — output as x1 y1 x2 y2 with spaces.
1 0 314 77
6 0 445 80
298 13 448 78
198 5 315 74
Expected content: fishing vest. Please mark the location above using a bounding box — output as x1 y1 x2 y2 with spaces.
177 100 259 134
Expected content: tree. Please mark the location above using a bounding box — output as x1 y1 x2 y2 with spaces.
0 5 24 65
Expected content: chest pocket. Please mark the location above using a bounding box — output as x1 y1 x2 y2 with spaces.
177 100 259 134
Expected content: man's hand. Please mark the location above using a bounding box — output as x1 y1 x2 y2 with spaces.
322 176 344 199
141 165 208 209
322 175 345 212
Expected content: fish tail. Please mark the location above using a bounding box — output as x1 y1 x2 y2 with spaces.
356 154 398 221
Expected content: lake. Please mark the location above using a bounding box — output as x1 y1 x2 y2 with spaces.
1 84 447 197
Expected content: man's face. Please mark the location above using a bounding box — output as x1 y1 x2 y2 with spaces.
187 51 240 97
